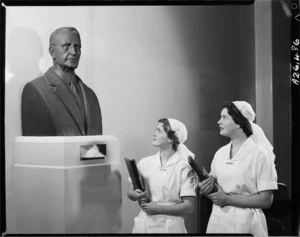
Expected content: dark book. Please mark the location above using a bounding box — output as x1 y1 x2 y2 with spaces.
124 157 145 192
188 156 218 193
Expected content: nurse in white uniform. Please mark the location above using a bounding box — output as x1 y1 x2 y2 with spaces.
127 118 197 233
199 101 278 236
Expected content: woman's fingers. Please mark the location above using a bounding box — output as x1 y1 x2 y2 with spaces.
199 178 215 195
199 178 213 188
136 191 148 202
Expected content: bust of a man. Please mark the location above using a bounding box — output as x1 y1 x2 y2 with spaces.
21 27 102 136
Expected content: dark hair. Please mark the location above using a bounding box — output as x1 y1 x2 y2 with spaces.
222 101 253 137
158 118 180 151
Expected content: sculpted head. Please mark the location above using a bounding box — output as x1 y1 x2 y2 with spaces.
49 27 81 70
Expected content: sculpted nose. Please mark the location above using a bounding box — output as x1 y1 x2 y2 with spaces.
70 45 79 55
68 45 74 53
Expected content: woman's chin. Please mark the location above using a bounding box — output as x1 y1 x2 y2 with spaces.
220 130 230 138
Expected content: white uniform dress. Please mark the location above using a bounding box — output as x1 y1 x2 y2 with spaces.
207 137 278 236
131 151 196 233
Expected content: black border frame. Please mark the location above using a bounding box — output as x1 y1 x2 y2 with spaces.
1 0 299 236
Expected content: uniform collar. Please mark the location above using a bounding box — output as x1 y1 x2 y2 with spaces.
227 137 255 160
155 151 182 168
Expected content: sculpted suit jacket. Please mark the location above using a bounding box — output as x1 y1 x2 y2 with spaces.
21 68 102 136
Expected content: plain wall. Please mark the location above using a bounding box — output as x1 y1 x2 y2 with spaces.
5 5 258 233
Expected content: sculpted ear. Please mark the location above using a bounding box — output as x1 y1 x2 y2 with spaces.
49 46 55 60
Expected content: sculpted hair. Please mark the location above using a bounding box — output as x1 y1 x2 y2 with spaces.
49 27 80 47
222 101 253 137
158 118 180 151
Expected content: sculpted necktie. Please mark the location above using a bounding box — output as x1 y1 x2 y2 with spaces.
69 79 86 134
69 80 79 101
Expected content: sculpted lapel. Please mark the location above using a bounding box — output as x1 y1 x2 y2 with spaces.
44 69 85 135
78 79 89 134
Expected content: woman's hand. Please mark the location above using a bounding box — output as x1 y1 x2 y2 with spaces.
198 177 215 196
208 189 274 209
137 190 148 205
127 184 148 203
208 185 227 207
140 197 195 216
140 202 159 215
133 189 148 203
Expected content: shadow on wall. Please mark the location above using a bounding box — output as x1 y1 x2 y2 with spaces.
6 26 43 137
5 27 43 230
66 165 122 233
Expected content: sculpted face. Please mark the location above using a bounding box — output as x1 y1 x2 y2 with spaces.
49 29 81 70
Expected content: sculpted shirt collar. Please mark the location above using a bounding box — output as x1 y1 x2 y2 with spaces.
50 66 78 86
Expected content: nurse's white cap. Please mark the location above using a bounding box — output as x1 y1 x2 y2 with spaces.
167 118 195 160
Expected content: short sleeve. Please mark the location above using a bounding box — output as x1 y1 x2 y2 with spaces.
180 165 197 197
256 150 278 192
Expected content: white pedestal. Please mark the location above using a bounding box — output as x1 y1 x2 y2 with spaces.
10 136 122 234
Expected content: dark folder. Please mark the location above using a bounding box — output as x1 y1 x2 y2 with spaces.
188 156 218 193
124 157 145 192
